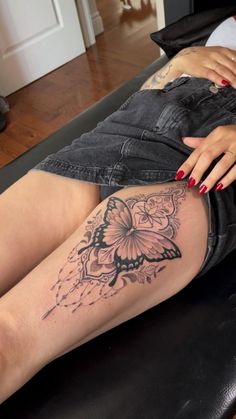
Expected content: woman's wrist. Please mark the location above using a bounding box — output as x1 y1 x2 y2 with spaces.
140 54 184 90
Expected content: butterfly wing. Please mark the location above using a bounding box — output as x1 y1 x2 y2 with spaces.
114 229 181 271
79 196 181 288
93 197 133 248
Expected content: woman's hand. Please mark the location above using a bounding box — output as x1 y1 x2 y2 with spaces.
175 46 236 88
141 45 236 91
175 125 236 193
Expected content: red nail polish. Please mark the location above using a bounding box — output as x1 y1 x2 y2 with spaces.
221 79 230 86
215 183 223 192
187 177 196 188
199 184 207 194
175 170 185 180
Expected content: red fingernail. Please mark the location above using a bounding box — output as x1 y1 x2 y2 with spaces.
187 177 196 188
175 170 185 180
215 183 223 192
221 79 230 86
199 184 207 194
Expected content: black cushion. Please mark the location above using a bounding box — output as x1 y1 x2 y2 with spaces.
150 5 236 58
1 249 236 419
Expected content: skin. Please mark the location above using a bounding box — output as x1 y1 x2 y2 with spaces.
141 46 236 193
141 46 236 90
0 45 235 403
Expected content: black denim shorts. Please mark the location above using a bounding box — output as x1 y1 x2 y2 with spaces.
31 76 236 279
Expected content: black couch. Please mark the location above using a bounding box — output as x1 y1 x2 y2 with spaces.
1 14 236 419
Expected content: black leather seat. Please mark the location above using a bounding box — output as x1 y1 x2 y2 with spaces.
1 54 236 418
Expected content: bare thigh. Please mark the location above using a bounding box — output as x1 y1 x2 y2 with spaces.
0 181 209 402
0 170 100 295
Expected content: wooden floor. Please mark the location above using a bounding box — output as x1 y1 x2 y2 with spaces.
0 0 159 168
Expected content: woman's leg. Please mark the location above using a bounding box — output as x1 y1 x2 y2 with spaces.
0 181 209 403
0 170 100 296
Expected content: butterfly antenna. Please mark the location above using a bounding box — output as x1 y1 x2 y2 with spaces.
108 269 121 287
77 243 91 255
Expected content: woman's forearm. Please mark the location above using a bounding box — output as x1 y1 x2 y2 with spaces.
141 45 236 90
140 48 197 90
140 58 183 90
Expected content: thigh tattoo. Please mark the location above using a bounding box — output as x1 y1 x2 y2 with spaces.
42 184 187 319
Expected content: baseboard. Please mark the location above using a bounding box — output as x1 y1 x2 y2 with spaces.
91 10 104 36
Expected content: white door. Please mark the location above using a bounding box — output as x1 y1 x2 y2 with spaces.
0 0 86 96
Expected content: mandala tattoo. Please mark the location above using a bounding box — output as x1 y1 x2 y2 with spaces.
42 185 186 320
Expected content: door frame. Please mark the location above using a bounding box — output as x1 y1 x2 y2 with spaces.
78 1 163 48
76 0 96 48
76 0 104 48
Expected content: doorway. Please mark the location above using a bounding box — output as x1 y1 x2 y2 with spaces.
96 0 157 33
95 0 158 67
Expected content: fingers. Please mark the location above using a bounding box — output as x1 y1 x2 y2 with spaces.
197 65 231 89
222 47 236 65
211 64 236 88
195 66 220 86
176 149 236 193
214 164 236 191
202 63 236 88
176 131 219 181
192 47 236 88
211 50 236 87
182 137 204 148
198 152 236 192
181 146 220 187
175 126 236 193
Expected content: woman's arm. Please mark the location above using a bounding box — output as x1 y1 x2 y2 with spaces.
141 46 236 90
140 58 183 90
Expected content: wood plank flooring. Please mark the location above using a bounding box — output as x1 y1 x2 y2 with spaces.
0 0 159 168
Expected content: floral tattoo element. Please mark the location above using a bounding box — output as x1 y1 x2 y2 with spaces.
42 185 186 319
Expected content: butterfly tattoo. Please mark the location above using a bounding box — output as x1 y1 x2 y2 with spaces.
42 188 185 319
78 196 181 287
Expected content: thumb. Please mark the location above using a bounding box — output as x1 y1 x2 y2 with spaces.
182 136 205 148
